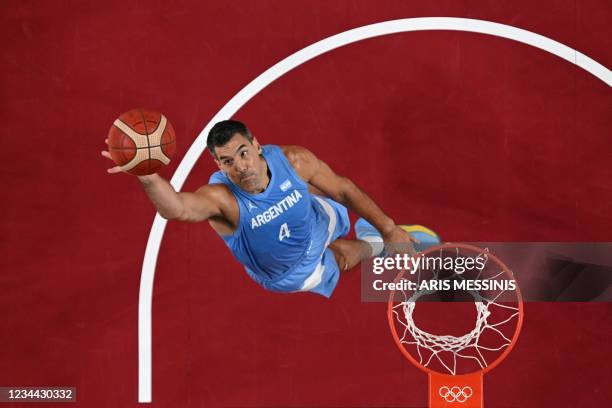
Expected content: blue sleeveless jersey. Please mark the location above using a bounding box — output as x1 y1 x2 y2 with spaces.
209 145 349 296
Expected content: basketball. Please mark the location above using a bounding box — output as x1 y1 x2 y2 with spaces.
107 108 176 175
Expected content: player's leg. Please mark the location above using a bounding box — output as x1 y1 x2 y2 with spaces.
355 218 441 254
328 238 372 271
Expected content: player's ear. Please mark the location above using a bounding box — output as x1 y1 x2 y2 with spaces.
252 137 262 154
211 151 222 169
212 153 224 170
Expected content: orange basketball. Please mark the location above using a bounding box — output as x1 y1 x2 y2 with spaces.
107 108 176 176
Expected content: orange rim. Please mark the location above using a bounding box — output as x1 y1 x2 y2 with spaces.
386 242 524 376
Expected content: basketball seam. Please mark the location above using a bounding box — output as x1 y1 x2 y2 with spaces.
139 109 152 174
109 141 175 150
112 121 144 148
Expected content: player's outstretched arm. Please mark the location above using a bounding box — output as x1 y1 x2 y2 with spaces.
136 175 226 222
283 145 418 254
101 140 224 222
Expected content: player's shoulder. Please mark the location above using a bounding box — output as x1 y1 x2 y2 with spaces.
280 145 317 167
280 145 319 181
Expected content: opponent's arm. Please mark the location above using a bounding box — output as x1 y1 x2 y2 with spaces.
283 146 418 250
101 141 224 222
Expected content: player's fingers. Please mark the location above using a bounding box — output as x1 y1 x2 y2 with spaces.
105 138 109 145
107 165 123 174
100 150 113 160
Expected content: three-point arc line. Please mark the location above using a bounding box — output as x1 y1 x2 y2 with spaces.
137 17 612 403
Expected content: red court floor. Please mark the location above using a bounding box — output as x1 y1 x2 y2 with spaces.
1 1 611 406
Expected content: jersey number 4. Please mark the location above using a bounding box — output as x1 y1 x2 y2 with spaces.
279 222 291 241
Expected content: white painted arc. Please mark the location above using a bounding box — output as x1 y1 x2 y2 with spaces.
138 17 612 403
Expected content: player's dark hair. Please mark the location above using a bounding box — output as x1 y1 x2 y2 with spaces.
207 120 253 157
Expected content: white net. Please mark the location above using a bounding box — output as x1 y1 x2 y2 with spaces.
390 246 522 375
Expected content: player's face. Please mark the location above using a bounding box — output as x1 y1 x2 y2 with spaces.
214 134 268 194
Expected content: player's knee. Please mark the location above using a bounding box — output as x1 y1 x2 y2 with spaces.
329 245 349 271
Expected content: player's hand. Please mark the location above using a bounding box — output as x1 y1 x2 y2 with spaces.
382 225 420 258
101 139 157 181
100 138 124 174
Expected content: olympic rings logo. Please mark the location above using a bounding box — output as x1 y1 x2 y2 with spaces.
439 386 473 403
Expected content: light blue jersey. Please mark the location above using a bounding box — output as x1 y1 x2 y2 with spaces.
209 145 349 297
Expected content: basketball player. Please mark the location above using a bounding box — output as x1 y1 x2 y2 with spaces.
101 120 439 297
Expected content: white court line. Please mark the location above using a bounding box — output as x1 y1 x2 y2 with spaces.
138 17 611 402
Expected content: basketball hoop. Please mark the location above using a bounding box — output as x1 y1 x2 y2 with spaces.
387 243 524 407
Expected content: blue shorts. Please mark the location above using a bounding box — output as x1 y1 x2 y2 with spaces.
255 196 350 298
